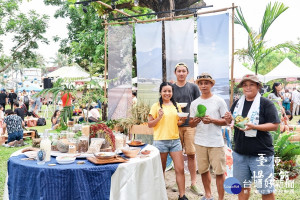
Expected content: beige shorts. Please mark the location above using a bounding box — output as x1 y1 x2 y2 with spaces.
195 145 226 175
179 127 196 155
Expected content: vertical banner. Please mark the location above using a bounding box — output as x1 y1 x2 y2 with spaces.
165 19 194 82
108 25 133 120
135 22 162 105
197 13 230 106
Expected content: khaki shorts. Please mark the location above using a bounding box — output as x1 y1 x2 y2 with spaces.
195 145 226 175
179 127 196 155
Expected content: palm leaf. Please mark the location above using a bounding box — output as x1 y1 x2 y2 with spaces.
260 2 288 40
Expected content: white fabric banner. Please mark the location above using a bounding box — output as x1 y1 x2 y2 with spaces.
197 13 230 106
165 19 194 82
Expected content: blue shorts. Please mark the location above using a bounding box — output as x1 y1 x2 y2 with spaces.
153 139 182 153
233 151 275 195
8 130 23 143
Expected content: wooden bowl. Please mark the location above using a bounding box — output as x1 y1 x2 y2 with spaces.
121 147 141 158
130 140 142 145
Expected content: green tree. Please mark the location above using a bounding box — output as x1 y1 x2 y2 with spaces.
50 52 69 68
234 2 299 74
0 0 49 72
44 0 206 74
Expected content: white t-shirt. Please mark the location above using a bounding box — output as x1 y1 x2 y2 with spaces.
190 95 228 147
291 90 300 104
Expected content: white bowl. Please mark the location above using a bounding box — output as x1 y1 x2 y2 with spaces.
177 112 189 117
56 156 76 164
178 103 188 108
94 152 116 159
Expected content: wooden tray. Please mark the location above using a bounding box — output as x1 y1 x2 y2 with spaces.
87 156 127 165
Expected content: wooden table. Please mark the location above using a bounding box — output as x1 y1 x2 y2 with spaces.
23 131 35 140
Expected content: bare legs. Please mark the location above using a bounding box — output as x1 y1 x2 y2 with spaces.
201 171 225 200
187 154 197 186
160 151 185 197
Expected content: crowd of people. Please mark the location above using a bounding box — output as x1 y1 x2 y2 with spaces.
0 89 44 147
148 63 280 200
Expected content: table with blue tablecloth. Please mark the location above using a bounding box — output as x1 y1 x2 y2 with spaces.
5 145 167 200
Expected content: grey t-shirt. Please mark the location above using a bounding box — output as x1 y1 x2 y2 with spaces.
172 82 200 126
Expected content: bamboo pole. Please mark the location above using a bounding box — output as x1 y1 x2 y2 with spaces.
102 6 237 25
96 1 141 22
103 20 108 120
230 3 235 107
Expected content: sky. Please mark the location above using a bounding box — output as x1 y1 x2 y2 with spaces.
2 0 300 66
204 0 300 50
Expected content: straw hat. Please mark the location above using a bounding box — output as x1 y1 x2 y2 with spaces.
195 73 215 85
237 74 262 88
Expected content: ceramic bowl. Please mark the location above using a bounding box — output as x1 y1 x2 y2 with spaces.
177 112 189 117
178 103 188 108
121 147 141 158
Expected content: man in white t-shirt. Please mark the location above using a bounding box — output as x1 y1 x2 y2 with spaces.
189 73 228 200
291 87 300 116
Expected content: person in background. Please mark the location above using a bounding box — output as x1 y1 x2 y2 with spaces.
3 109 25 147
0 105 4 135
51 110 60 129
224 74 280 200
0 89 7 111
148 82 188 200
132 91 137 105
30 91 41 114
291 87 300 116
13 102 25 121
282 89 291 112
280 110 293 133
189 73 228 200
171 62 202 195
88 106 101 122
8 89 17 110
22 90 30 111
268 82 283 103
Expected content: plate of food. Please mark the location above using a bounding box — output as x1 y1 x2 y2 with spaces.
24 151 37 159
51 151 93 158
94 152 116 160
56 156 76 164
128 140 145 147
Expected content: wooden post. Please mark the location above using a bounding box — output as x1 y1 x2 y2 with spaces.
103 20 108 121
230 3 235 107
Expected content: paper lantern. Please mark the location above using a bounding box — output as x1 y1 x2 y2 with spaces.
3 74 7 78
34 78 37 80
25 76 28 80
18 82 22 85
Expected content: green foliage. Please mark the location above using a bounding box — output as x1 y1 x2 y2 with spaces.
272 131 300 161
0 1 49 72
234 2 299 74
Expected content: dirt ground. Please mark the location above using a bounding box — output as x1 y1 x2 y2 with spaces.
165 169 238 200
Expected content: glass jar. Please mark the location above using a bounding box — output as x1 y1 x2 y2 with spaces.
78 136 89 153
81 124 90 137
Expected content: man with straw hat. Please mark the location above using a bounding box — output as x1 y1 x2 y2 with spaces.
189 73 228 200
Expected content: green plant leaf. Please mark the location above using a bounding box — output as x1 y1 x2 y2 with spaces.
195 104 206 118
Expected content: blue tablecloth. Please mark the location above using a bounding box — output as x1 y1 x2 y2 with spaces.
7 155 119 200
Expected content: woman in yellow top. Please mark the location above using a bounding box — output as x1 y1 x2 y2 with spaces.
148 82 188 200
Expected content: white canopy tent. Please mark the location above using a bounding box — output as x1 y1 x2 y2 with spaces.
229 62 264 82
47 66 90 78
264 58 300 83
